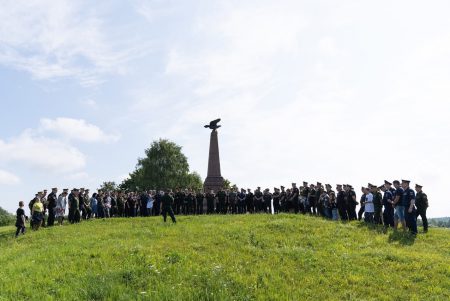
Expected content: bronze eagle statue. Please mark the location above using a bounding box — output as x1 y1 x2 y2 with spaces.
204 118 221 130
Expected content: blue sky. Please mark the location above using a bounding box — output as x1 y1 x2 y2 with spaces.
1 0 450 217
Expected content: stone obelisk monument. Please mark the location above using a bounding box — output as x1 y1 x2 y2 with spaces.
203 118 224 193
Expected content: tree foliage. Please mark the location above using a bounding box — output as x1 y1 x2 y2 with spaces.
120 139 203 191
0 206 14 226
99 181 118 192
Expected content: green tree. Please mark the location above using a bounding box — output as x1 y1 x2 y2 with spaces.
99 181 118 192
120 139 203 191
0 206 14 226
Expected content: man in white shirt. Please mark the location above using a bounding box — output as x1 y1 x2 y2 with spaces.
364 187 374 223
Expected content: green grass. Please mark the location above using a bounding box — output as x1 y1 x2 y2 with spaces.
0 214 449 300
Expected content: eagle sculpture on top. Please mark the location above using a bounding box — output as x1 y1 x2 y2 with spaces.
204 118 221 130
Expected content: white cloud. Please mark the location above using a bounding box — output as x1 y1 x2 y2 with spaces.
0 131 86 174
0 0 145 86
0 170 20 185
39 118 120 143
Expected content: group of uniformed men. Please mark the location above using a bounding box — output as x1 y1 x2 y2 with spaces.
25 180 429 234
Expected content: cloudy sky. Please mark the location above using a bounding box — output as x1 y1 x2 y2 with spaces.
1 0 449 217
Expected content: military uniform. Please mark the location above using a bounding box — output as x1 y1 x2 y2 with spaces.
217 190 227 214
402 181 417 234
206 192 216 214
308 185 317 215
246 190 254 213
47 190 57 227
382 187 394 228
336 185 347 221
161 192 176 223
373 187 383 224
272 189 281 214
415 185 428 232
196 191 205 215
262 190 272 214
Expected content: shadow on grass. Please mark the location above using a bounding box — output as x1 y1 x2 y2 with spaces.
355 221 416 246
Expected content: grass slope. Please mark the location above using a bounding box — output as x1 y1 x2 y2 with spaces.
0 215 449 301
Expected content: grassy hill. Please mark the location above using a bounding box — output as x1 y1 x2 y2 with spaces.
0 214 449 300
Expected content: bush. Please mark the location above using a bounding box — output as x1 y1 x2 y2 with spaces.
0 206 14 226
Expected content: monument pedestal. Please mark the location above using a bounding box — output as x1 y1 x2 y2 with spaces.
203 129 224 193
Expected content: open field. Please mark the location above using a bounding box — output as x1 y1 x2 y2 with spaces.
0 214 449 300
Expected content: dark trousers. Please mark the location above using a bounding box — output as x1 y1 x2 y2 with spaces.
358 206 365 221
405 209 417 234
15 226 25 237
374 208 383 224
47 208 55 226
338 206 348 221
162 207 176 223
416 208 428 232
364 212 374 223
383 209 394 228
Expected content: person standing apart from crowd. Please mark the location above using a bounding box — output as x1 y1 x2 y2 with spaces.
415 184 428 233
15 201 27 238
161 189 176 223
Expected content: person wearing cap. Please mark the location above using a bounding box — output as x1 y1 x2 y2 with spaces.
381 185 394 228
358 187 366 221
205 190 215 214
161 189 176 223
195 189 205 215
272 188 281 214
290 183 300 214
262 189 272 214
244 189 253 213
392 180 406 230
363 187 374 223
253 187 263 213
371 185 383 225
315 183 324 216
319 189 331 219
279 186 287 213
55 189 68 225
336 184 347 221
415 184 428 232
300 182 309 214
216 188 227 214
46 188 58 227
308 184 317 215
344 185 357 220
401 180 417 234
236 189 246 214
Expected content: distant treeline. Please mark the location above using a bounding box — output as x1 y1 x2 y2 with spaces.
418 217 450 229
0 206 14 226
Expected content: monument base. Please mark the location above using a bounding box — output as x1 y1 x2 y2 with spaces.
204 176 224 193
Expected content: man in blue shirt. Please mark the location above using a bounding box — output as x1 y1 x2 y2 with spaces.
392 180 406 231
381 184 394 228
401 180 417 235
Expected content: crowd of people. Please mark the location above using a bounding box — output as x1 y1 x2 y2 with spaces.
15 179 429 238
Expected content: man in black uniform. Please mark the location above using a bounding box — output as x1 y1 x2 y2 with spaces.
300 182 309 214
308 184 317 215
279 186 287 212
415 184 428 233
161 189 176 223
195 190 205 215
47 188 57 227
381 184 394 228
262 189 272 214
206 190 216 214
371 184 383 224
246 189 254 213
228 188 237 214
358 187 365 221
272 188 281 214
174 188 183 215
237 189 246 214
315 183 324 216
217 189 227 214
336 184 347 221
291 183 300 213
347 185 358 220
254 187 263 213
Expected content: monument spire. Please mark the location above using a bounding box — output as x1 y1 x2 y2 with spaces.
203 119 224 192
